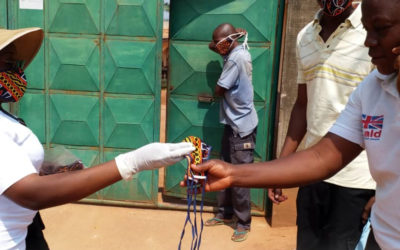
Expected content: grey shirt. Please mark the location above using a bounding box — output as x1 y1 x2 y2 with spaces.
217 45 258 137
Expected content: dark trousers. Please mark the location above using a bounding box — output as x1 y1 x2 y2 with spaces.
365 229 381 250
296 181 375 250
217 125 256 230
26 212 49 250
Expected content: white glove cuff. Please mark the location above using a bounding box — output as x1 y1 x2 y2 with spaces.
115 153 138 180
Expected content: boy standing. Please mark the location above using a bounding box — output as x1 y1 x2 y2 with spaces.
206 23 258 242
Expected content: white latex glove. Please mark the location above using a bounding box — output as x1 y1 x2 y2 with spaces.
115 142 195 180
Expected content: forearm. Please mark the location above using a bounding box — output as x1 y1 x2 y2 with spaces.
232 151 334 188
280 110 307 158
5 160 122 210
231 134 362 188
279 133 305 158
6 142 194 210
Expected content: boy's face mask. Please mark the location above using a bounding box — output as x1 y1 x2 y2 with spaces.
214 32 246 56
321 0 352 17
0 68 27 103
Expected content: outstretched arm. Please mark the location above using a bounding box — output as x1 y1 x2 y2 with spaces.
4 142 194 210
189 133 362 192
4 161 121 210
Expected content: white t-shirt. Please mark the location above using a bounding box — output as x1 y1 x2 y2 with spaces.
0 111 43 250
296 6 375 189
330 70 400 249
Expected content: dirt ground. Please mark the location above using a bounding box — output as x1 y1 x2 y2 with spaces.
41 203 296 250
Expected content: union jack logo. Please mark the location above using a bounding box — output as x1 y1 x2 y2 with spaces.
362 114 384 130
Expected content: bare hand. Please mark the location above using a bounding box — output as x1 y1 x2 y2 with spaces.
361 196 375 224
268 188 288 204
180 159 234 192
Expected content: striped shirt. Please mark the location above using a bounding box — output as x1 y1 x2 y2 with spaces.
296 5 376 189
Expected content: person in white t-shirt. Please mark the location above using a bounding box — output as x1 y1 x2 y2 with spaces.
0 28 194 250
184 0 400 249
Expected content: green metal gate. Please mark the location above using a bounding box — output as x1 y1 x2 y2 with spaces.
1 0 285 212
165 0 285 213
5 0 164 206
0 0 6 29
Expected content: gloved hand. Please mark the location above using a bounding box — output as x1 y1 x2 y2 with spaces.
115 142 195 180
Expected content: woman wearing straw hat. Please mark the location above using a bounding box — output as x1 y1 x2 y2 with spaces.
0 28 195 250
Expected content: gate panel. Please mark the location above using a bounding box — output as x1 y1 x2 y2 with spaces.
0 0 6 28
18 10 44 90
168 41 222 96
49 94 100 146
19 93 46 142
103 96 155 148
170 0 278 42
48 36 100 91
104 39 156 94
166 0 285 211
167 97 222 150
104 0 158 37
48 0 100 34
100 151 156 202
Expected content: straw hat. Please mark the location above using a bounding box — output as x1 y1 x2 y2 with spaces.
0 27 44 70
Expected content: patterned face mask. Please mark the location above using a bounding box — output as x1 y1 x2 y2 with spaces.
215 32 248 56
321 0 352 17
0 68 27 102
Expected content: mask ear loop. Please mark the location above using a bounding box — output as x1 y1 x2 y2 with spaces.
226 32 250 50
242 32 249 50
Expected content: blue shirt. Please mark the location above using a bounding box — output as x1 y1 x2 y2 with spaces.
217 45 258 137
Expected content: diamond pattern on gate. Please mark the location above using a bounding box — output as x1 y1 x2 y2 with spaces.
105 0 158 37
170 0 273 42
103 97 154 149
48 0 100 34
104 40 156 94
50 94 99 146
49 37 100 91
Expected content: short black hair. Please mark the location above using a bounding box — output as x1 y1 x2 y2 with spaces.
213 23 236 38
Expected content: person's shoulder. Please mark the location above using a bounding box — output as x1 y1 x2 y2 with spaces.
0 122 15 147
299 20 315 34
0 116 14 138
0 113 29 143
0 113 9 130
297 20 315 40
356 69 384 95
344 16 367 43
296 20 317 50
228 46 250 63
227 48 246 64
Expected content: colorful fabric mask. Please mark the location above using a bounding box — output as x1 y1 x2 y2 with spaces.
215 32 249 56
0 68 27 102
321 0 352 17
